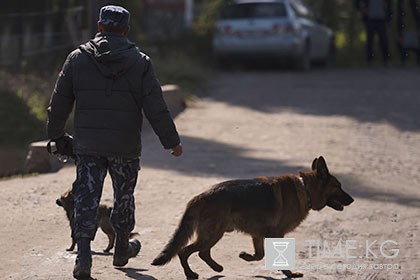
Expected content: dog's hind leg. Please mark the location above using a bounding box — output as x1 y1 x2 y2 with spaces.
103 232 115 253
101 226 115 253
199 249 223 272
67 239 76 251
197 231 224 272
178 243 200 279
239 236 264 261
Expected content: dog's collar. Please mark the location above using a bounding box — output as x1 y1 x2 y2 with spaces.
299 176 312 210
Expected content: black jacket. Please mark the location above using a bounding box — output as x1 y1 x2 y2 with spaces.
47 33 180 158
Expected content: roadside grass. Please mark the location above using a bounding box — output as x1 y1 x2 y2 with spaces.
0 87 45 176
0 88 45 148
153 49 212 98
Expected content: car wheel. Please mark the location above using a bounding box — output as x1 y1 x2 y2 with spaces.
295 42 310 71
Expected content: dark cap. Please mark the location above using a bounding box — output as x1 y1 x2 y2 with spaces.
98 5 130 28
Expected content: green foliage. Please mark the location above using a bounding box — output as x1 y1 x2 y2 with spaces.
193 0 225 36
16 89 47 121
0 89 45 147
152 47 212 95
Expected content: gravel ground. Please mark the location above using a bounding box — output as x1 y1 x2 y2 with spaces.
0 68 419 280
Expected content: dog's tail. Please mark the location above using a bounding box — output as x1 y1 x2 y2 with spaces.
151 198 200 266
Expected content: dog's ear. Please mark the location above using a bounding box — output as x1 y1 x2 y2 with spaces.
316 156 330 179
311 158 318 171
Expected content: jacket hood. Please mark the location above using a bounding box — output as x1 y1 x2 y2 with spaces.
79 32 139 78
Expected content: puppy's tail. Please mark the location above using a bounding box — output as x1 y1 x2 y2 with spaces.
151 199 200 266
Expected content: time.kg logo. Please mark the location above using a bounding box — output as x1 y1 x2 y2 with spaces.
265 238 296 270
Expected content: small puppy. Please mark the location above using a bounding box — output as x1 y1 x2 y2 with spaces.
56 189 115 253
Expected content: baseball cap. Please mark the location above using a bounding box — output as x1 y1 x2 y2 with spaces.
98 5 130 28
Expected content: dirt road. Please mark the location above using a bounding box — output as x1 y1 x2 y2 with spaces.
0 68 419 280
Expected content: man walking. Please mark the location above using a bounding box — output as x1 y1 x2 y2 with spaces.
47 5 183 279
356 0 392 66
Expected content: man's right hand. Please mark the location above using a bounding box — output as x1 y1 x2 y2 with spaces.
47 134 75 159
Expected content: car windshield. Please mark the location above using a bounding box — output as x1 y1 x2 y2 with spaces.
220 3 287 19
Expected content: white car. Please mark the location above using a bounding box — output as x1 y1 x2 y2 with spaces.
212 0 334 70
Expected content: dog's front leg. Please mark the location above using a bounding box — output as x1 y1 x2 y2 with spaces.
239 236 264 261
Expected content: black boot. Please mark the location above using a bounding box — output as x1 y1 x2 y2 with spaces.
113 232 141 267
73 238 92 279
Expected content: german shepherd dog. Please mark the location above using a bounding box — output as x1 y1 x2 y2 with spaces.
56 190 115 253
152 157 354 279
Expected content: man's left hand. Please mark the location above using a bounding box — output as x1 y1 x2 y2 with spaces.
171 144 183 157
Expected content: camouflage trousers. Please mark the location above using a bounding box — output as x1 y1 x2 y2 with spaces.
72 155 140 240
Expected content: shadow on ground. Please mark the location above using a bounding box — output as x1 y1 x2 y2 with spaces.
340 174 420 208
115 268 157 280
142 135 420 209
206 69 420 132
141 135 303 179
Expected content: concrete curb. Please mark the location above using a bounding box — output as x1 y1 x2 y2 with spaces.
161 84 186 117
